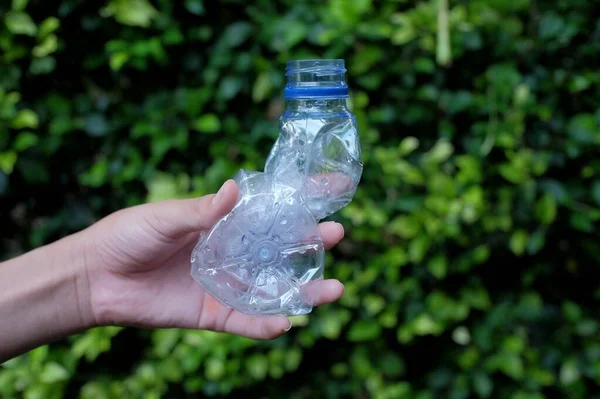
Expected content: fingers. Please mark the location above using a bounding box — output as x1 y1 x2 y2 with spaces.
198 294 291 340
318 221 345 250
220 279 344 339
303 279 345 306
133 177 345 245
222 312 292 340
200 278 344 340
138 180 240 239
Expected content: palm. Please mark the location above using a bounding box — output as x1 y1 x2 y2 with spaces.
84 181 345 339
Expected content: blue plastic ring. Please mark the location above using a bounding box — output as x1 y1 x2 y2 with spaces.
284 86 349 99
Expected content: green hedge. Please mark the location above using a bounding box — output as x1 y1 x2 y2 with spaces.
2 0 600 398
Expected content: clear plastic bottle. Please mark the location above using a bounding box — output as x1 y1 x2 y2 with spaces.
191 59 362 316
191 170 324 316
265 59 363 220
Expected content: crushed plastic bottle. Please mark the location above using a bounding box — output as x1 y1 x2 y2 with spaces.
191 170 324 316
191 59 362 316
265 59 363 220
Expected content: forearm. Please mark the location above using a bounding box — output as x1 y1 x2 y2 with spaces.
0 231 95 362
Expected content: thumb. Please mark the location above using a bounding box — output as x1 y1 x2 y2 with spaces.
138 179 239 239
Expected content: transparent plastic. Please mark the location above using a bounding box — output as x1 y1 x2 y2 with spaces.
191 59 362 316
191 170 324 315
264 98 363 220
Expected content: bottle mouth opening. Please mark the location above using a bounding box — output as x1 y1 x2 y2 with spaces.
284 59 348 99
285 59 346 77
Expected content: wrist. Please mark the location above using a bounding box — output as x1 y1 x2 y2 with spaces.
0 231 96 360
33 231 98 332
61 230 98 330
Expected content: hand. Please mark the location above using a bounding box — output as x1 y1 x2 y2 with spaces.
81 180 345 339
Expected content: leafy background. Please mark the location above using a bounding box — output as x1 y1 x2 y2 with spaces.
2 0 600 397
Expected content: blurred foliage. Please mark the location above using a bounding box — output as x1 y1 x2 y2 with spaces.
2 0 600 398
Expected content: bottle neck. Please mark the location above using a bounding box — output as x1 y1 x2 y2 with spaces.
285 99 347 112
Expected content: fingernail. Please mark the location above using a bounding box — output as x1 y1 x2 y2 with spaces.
336 222 345 238
284 318 292 332
212 181 227 205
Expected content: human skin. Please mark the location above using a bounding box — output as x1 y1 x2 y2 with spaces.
0 180 345 362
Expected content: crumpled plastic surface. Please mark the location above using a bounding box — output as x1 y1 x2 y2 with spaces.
191 170 324 316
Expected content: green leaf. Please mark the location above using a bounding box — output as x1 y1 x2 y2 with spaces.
562 301 582 322
461 286 492 311
391 13 416 45
412 314 442 336
193 114 221 133
283 348 302 372
436 0 451 66
0 151 18 174
409 236 430 263
5 11 37 36
513 84 530 106
219 76 242 100
275 20 307 50
71 327 121 362
246 354 268 380
451 326 471 345
288 314 309 327
527 231 546 255
103 0 158 28
79 158 108 187
489 0 529 12
472 245 491 264
84 113 109 136
428 254 447 279
535 193 557 224
503 335 525 354
38 17 60 38
570 212 593 233
363 294 386 315
26 344 49 367
379 310 397 329
394 160 424 185
500 354 524 380
109 52 130 71
13 132 38 151
398 136 419 156
575 319 597 336
351 46 384 75
152 329 181 357
32 34 58 57
389 216 421 239
11 109 39 129
223 22 253 47
509 230 528 256
473 371 493 397
162 27 184 45
530 368 555 386
29 57 56 75
567 113 597 144
40 362 70 383
559 360 580 385
205 358 225 380
146 173 187 202
347 320 381 342
377 353 405 378
12 0 29 11
184 0 204 15
499 163 527 184
252 72 272 103
569 75 591 93
457 346 481 370
329 0 371 25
